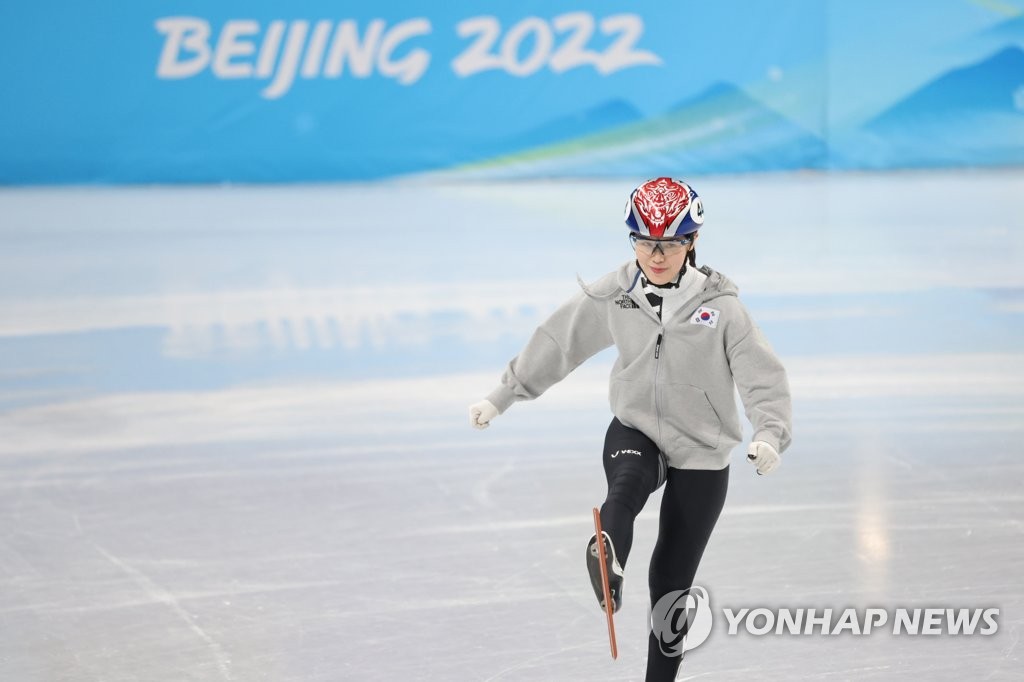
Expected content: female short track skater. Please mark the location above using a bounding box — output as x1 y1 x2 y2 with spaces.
468 177 792 680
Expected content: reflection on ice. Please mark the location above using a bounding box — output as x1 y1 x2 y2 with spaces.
854 433 892 597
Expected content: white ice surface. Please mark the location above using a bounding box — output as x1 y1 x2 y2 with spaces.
0 170 1022 681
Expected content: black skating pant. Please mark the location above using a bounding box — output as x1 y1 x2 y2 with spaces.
599 417 729 682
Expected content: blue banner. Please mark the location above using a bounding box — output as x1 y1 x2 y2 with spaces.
0 1 1021 183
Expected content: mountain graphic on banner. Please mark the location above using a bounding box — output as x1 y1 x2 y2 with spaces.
439 82 825 179
869 46 1024 125
853 46 1024 168
978 14 1024 43
504 99 644 152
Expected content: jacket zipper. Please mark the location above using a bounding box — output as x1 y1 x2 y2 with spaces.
630 284 701 447
653 328 664 444
651 296 710 449
627 269 728 452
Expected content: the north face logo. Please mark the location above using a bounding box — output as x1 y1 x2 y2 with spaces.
615 295 639 309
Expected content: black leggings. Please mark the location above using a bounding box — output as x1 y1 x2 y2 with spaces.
599 417 729 682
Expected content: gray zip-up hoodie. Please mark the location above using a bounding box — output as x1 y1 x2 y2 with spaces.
486 261 792 470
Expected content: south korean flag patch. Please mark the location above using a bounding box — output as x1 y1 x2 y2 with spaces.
690 306 720 328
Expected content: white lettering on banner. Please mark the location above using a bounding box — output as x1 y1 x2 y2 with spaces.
452 13 661 77
301 21 334 79
597 15 662 74
501 17 553 77
323 20 384 78
255 21 286 78
155 17 211 79
549 12 601 73
155 17 433 98
451 17 502 75
262 21 309 99
154 13 662 97
377 18 432 85
213 20 258 78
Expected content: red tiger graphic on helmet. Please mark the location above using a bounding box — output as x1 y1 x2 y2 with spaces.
625 177 702 238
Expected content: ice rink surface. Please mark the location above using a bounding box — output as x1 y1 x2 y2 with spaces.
1 170 1023 680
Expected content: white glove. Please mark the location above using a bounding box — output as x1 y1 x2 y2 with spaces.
746 440 780 475
469 399 499 430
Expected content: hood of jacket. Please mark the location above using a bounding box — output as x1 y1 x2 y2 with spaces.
578 260 739 305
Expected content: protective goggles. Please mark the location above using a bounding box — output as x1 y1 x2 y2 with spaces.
629 233 694 255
